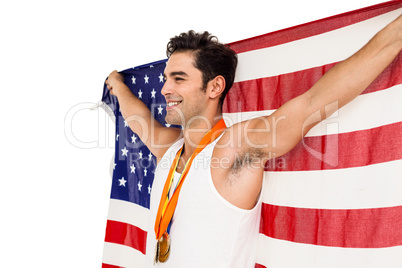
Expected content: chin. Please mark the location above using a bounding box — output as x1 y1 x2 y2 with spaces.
165 115 183 126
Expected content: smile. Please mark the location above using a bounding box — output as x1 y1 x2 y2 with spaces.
167 101 182 108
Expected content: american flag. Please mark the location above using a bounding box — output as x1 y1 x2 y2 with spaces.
101 1 402 267
101 59 169 266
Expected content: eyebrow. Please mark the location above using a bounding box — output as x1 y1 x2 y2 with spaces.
164 71 189 78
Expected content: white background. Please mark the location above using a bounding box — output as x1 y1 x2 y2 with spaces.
0 0 384 266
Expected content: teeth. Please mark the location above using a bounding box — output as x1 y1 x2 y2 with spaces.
168 101 180 107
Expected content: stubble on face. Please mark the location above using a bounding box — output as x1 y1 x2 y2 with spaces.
163 52 208 127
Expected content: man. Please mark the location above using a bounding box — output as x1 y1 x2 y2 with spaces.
105 14 401 267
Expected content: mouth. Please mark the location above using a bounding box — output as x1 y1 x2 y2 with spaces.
166 101 182 110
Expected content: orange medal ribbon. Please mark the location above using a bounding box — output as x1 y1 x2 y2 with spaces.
154 119 227 240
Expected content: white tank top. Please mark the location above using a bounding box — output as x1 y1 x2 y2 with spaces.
146 137 262 267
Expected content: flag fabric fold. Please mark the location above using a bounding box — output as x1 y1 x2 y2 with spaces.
101 1 402 267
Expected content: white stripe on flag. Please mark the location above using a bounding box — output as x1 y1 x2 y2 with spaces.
256 235 402 268
235 8 401 82
107 198 150 231
103 242 147 268
223 84 402 137
262 159 402 209
306 84 402 137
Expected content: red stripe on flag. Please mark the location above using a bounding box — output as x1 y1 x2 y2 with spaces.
102 264 124 268
224 63 336 113
265 122 402 171
255 264 267 268
104 220 147 255
224 53 401 112
260 203 402 248
229 0 402 53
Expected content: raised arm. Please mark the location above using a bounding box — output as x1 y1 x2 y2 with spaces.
305 14 402 126
106 70 182 159
245 14 402 158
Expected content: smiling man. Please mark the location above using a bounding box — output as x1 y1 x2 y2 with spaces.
105 15 401 267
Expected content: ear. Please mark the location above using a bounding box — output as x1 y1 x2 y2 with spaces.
207 75 226 100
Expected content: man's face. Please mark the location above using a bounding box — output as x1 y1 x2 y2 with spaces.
161 52 208 126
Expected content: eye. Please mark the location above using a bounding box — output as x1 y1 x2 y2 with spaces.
175 77 184 81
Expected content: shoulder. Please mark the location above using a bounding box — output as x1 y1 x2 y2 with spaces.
153 127 183 161
154 128 183 164
210 124 266 210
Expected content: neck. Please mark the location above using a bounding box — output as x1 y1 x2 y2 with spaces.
181 114 223 160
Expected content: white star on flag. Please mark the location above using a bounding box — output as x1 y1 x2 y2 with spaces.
130 164 136 174
151 88 156 98
159 73 164 82
138 89 143 99
131 134 137 143
121 147 128 157
144 74 149 84
137 181 142 191
119 177 127 187
158 105 163 115
131 76 136 84
144 168 147 177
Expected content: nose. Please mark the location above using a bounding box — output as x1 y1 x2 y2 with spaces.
161 79 172 96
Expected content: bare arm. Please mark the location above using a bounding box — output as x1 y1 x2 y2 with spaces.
247 14 402 158
106 71 181 159
211 14 401 210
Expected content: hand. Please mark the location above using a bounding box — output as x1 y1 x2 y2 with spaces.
105 70 124 96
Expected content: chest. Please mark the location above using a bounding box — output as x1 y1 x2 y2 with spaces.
174 157 187 174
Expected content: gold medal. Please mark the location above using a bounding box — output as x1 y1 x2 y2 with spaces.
154 239 159 264
158 231 170 263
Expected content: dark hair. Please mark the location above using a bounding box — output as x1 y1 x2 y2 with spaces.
166 30 238 109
